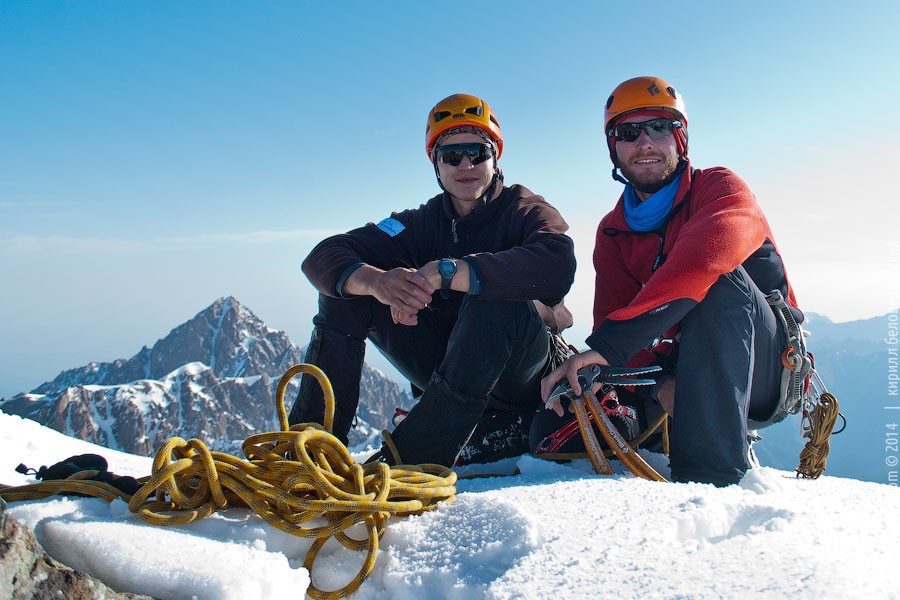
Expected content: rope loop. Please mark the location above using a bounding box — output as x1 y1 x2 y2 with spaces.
796 392 840 479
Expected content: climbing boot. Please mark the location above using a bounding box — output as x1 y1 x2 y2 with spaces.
384 372 486 467
455 406 536 466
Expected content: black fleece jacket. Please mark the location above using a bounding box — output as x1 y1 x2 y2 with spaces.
302 184 576 329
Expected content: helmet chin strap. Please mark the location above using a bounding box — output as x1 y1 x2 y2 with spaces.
612 167 629 186
433 160 445 192
479 170 500 204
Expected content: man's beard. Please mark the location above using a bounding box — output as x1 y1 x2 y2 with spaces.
620 156 683 194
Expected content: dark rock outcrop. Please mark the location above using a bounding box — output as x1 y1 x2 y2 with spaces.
0 515 153 600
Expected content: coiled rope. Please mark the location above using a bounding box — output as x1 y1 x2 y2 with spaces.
796 392 840 479
0 364 457 600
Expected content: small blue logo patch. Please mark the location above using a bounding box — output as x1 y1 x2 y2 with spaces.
376 217 405 237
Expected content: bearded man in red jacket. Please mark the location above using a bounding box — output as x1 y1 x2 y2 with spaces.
538 76 802 486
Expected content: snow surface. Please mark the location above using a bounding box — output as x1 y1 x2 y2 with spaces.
2 411 898 599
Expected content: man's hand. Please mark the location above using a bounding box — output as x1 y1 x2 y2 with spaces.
343 265 435 326
369 267 436 312
390 304 418 326
540 350 609 417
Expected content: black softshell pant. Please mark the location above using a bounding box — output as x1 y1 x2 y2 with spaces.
290 293 551 465
668 266 783 486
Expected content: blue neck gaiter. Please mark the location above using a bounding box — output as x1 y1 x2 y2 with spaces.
623 171 683 232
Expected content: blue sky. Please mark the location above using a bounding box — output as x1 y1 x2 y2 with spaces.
2 1 899 396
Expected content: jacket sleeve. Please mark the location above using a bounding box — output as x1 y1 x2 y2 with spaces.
592 213 642 330
301 206 431 297
587 169 767 365
466 197 576 306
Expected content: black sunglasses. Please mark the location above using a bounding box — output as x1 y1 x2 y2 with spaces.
608 118 683 143
433 143 494 166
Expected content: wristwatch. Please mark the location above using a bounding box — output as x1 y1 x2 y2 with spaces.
438 258 457 299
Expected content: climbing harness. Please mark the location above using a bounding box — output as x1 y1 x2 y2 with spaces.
763 290 843 479
0 364 457 600
543 362 668 481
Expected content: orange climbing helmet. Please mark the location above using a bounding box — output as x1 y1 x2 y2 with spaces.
425 94 504 160
604 76 688 133
604 76 690 184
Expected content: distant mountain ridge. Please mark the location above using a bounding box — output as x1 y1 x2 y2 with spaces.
801 312 887 355
2 301 895 482
0 297 412 455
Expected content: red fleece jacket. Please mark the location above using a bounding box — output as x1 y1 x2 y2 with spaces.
586 164 801 366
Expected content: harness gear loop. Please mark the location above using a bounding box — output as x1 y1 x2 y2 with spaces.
0 364 457 600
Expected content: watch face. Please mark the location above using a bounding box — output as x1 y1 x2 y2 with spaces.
439 259 456 278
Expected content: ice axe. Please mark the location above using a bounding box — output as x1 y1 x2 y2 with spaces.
547 364 668 482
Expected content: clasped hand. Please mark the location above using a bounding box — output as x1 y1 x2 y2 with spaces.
372 264 439 326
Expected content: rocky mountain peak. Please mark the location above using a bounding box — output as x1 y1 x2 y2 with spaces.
147 295 298 380
1 298 411 455
30 296 302 397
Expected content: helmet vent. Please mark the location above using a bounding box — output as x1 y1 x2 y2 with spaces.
666 86 677 99
433 110 452 123
464 106 484 116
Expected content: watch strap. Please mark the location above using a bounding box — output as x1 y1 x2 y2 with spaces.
439 258 457 299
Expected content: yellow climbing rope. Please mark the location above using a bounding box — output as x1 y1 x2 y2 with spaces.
0 470 128 503
1 364 457 600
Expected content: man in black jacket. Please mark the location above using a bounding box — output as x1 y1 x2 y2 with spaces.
290 93 576 466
